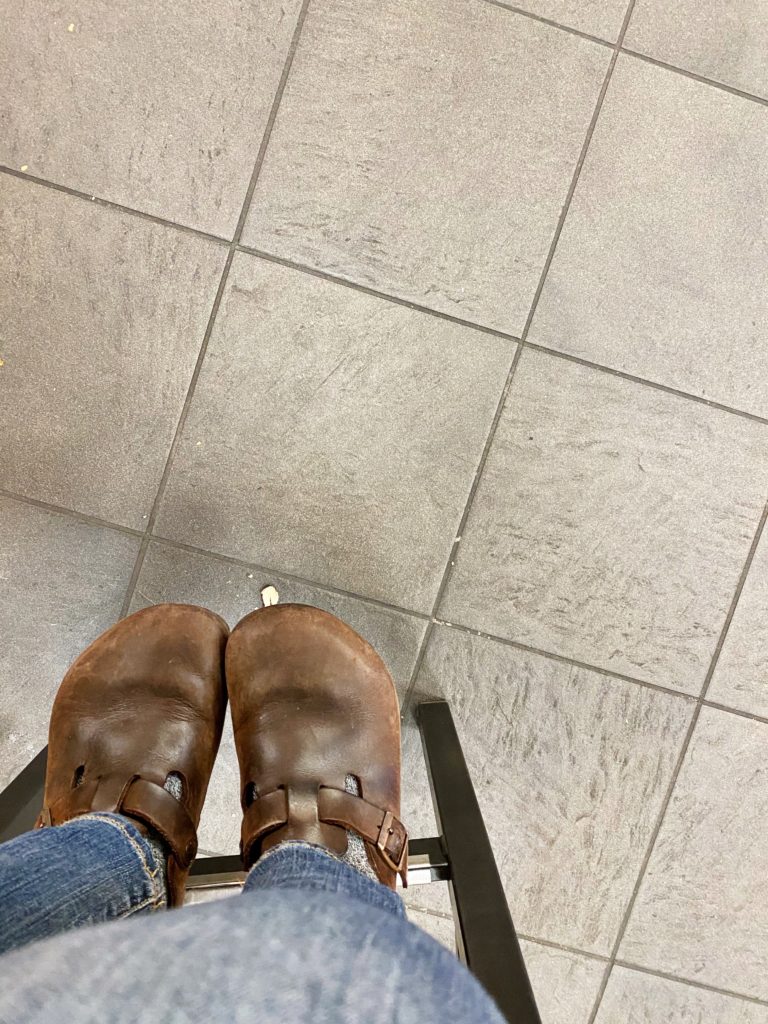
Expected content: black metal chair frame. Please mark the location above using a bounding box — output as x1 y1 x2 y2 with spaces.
0 700 540 1023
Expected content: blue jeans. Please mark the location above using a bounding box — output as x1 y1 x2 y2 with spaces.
0 814 504 1023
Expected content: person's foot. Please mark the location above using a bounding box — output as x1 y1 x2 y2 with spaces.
226 604 408 888
38 604 229 905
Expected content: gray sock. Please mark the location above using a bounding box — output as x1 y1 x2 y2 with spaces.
257 775 380 885
341 774 380 884
141 772 184 894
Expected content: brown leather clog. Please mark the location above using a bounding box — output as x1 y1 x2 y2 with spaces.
37 604 228 906
226 604 407 889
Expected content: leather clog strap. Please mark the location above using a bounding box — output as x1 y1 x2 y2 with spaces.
241 788 290 866
40 775 198 870
120 777 198 869
240 785 408 884
318 787 408 883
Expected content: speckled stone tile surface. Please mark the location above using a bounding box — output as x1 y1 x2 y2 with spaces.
3 0 768 1015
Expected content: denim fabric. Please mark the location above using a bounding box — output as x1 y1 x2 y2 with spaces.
248 840 406 916
0 817 505 1024
0 813 165 956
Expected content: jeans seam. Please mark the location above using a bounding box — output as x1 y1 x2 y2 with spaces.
120 893 165 918
75 814 167 909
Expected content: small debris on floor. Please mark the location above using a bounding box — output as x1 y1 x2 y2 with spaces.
67 23 75 32
261 584 279 607
20 165 28 172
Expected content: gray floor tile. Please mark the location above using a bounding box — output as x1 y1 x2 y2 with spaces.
708 528 768 718
243 0 609 335
504 0 628 41
626 0 768 99
406 906 456 952
597 966 768 1023
528 56 768 417
402 879 452 922
130 539 425 694
406 903 606 1024
130 539 426 855
620 708 768 999
0 497 139 789
0 0 303 236
441 350 768 693
520 941 606 1024
407 624 693 953
0 176 225 528
184 886 237 907
156 254 513 612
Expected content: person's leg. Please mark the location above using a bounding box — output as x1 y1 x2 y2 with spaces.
0 813 166 956
243 838 405 914
0 843 505 1024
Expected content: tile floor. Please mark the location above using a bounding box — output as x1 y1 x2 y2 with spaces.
2 1 768 1020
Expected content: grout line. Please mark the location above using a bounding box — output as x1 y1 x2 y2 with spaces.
10 483 768 730
405 902 454 922
479 0 613 48
612 959 768 1008
0 487 144 539
143 533 432 622
236 244 521 344
1 485 424 621
523 342 768 427
0 19 764 275
518 13 624 341
6 135 768 434
408 894 768 1007
9 482 768 727
479 0 768 111
403 0 632 720
116 244 231 619
6 178 768 431
246 249 768 428
620 47 768 109
526 4 643 1019
401 344 525 716
585 707 702 1023
698 497 768 699
702 699 768 727
408 898 768 1008
401 622 436 722
241 243 768 428
117 0 312 618
586 494 768 1023
516 933 609 963
431 618 697 703
0 165 230 247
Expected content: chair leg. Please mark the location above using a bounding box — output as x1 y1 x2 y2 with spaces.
417 700 541 1024
0 746 47 844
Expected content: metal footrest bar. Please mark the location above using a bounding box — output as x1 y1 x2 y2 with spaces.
187 836 450 890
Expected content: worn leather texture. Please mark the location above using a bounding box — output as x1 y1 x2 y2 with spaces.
39 603 228 906
227 604 405 888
